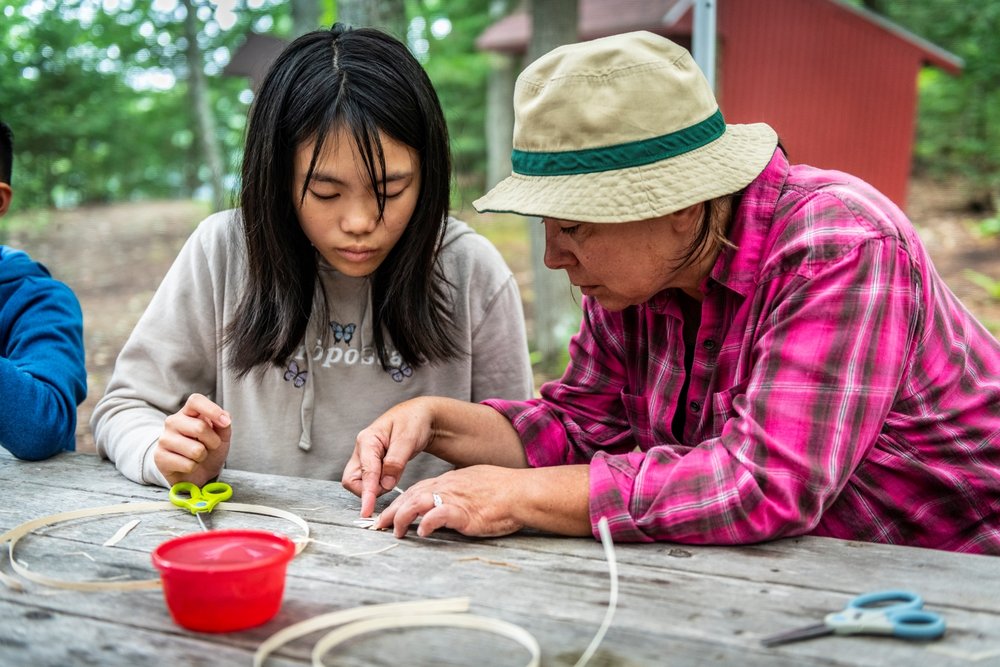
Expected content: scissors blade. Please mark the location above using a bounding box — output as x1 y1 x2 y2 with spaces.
195 513 209 532
761 623 833 647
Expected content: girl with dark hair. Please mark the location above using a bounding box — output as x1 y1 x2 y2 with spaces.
92 25 532 488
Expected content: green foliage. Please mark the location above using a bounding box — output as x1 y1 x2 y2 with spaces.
4 0 999 226
974 215 1000 237
412 0 502 208
964 269 1000 301
0 0 505 216
0 0 287 212
873 2 1000 205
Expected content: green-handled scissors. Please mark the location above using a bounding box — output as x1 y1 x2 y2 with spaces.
169 481 233 531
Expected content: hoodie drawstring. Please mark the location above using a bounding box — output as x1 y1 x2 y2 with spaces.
297 319 317 452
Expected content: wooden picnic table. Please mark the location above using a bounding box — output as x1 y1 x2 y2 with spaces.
1 450 998 666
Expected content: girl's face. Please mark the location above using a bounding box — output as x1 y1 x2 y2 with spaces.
293 127 421 277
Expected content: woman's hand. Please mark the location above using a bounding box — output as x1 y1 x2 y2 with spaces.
154 393 231 487
375 465 527 538
375 464 593 539
342 398 437 517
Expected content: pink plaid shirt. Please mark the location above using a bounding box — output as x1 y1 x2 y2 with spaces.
485 150 1000 554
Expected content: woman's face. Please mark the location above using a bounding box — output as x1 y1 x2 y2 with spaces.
541 204 710 311
293 127 421 277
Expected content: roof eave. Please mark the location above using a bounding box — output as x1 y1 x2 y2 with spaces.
829 0 963 75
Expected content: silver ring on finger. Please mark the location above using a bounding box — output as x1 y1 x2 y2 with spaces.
432 492 443 508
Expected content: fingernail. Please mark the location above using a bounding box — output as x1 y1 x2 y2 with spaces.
381 475 397 490
218 413 231 427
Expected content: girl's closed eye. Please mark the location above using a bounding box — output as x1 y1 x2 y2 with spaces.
309 189 340 201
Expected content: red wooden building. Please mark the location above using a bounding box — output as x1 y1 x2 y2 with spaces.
477 0 962 209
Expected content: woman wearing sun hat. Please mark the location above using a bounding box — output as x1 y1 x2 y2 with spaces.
343 31 1000 553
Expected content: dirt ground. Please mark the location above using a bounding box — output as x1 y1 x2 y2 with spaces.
5 181 999 455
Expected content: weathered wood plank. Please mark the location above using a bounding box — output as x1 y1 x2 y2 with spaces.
0 594 302 667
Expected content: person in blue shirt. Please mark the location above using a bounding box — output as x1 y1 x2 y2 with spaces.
0 120 87 459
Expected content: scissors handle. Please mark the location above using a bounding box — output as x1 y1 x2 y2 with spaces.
888 610 947 640
169 481 233 515
826 608 946 639
827 590 946 640
848 590 923 614
200 481 233 502
827 608 897 635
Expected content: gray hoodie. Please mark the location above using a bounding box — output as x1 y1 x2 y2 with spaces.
92 210 533 487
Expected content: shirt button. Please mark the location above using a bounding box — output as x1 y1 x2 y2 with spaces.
689 401 701 413
703 339 716 351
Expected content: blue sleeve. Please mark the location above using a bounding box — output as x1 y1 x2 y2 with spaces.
0 275 87 459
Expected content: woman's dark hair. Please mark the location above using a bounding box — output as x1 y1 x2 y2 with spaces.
228 24 457 376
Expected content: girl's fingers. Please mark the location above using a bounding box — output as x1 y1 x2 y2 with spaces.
180 393 231 430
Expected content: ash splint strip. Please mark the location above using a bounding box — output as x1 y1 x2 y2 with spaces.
0 501 310 592
255 518 619 667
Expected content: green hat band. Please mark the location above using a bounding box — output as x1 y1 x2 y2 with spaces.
511 109 725 177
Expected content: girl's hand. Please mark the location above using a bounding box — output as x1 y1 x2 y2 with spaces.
342 398 437 517
154 393 231 487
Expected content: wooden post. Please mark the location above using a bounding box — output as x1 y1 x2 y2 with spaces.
692 0 718 90
525 0 581 380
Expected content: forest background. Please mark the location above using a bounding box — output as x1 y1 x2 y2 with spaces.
2 1 999 214
1 0 999 451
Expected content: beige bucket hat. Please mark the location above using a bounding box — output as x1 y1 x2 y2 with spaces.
474 31 778 223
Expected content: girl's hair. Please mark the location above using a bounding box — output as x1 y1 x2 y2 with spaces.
228 24 457 376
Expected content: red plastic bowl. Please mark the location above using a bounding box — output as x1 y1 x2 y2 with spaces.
151 529 296 633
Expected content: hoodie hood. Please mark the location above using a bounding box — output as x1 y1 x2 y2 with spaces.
0 246 52 285
439 215 475 251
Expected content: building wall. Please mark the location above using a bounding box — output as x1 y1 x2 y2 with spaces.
718 0 921 208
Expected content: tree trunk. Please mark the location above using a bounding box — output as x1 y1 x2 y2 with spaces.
485 53 516 190
181 0 227 211
292 0 320 37
338 0 408 40
526 0 579 379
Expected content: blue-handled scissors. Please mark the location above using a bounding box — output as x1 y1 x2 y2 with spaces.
169 481 233 532
761 590 946 647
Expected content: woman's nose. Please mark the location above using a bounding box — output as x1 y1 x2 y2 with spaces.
542 220 574 270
